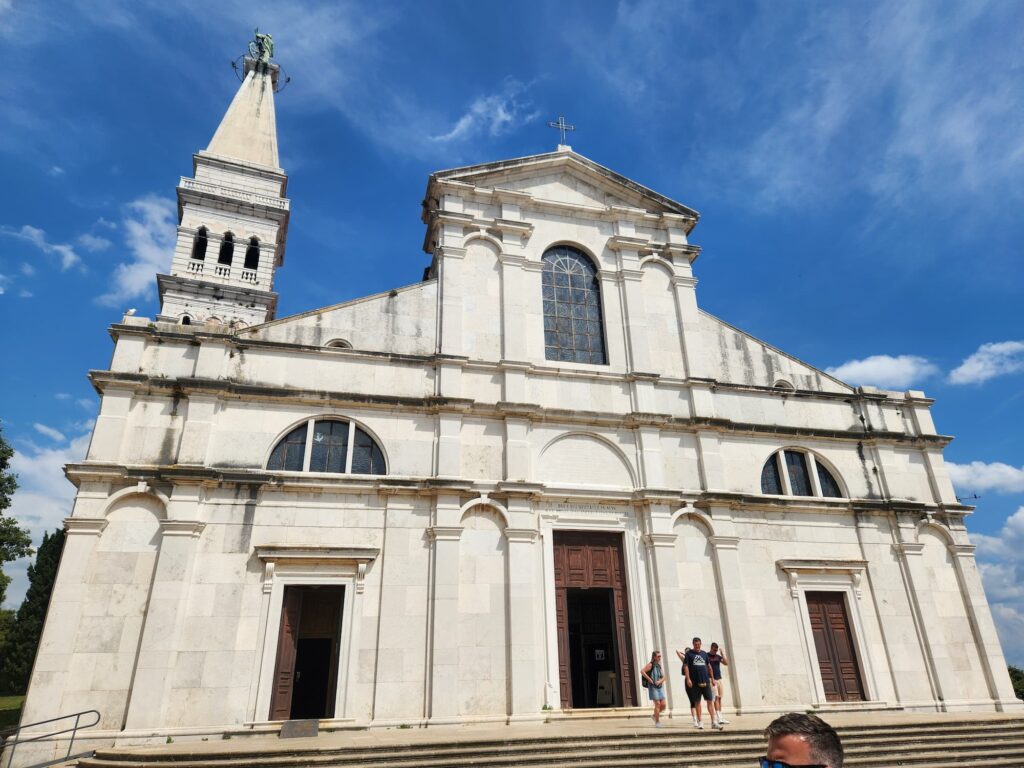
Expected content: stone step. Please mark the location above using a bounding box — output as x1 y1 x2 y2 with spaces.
83 725 1024 767
78 717 1024 768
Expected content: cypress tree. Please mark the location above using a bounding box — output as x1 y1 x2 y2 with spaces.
0 528 65 694
0 423 33 608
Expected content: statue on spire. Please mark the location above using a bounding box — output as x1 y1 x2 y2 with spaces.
248 29 274 64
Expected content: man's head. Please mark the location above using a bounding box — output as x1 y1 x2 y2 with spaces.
763 713 843 768
692 636 702 650
710 642 719 653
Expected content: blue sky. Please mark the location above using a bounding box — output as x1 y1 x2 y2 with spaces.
1 1 1023 662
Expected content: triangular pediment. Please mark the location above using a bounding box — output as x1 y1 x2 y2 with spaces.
432 150 698 221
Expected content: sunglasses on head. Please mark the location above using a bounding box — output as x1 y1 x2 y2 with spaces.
758 759 827 768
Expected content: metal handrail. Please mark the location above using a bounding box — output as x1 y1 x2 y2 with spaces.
2 709 100 768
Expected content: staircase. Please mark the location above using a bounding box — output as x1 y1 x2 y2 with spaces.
77 716 1024 768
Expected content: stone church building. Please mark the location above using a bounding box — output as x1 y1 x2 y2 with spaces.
20 45 1020 750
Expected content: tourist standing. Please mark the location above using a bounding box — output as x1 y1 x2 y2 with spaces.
677 637 718 730
641 650 667 727
707 642 729 726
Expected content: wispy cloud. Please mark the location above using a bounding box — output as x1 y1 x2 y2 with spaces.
949 341 1024 385
96 194 176 307
826 354 939 389
0 223 81 269
47 165 64 177
77 232 112 252
948 460 1024 494
431 79 539 144
32 422 66 442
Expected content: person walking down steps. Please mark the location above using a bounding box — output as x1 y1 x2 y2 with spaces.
678 637 719 730
708 642 730 727
641 650 667 727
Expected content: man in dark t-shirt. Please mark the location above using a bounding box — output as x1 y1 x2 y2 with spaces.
676 636 718 730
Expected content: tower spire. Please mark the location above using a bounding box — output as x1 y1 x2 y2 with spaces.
156 32 291 329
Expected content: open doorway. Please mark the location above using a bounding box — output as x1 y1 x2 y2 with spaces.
269 585 344 720
554 531 637 708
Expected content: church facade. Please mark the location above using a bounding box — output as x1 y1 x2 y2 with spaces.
20 46 1020 752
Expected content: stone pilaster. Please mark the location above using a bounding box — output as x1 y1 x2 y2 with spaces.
505 527 544 716
709 533 761 712
427 524 462 720
123 517 206 729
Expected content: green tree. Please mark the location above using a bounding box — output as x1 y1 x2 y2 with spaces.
0 423 33 607
1009 665 1024 701
0 528 65 694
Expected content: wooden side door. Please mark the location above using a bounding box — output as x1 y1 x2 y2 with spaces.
269 587 304 720
806 592 865 702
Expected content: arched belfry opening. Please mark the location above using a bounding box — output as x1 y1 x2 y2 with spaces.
218 232 235 265
244 237 260 270
191 227 208 261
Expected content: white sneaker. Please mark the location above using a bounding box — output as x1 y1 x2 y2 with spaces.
718 716 730 724
714 721 724 730
696 721 704 730
655 722 665 728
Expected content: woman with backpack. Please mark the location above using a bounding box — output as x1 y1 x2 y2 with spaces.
641 650 666 727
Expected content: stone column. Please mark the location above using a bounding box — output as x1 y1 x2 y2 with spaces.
948 543 1022 710
123 516 206 729
708 534 761 713
20 518 108 725
427 524 462 720
643 531 678 710
505 527 544 717
892 539 947 708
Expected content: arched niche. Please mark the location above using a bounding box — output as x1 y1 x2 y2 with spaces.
538 432 636 489
456 505 509 716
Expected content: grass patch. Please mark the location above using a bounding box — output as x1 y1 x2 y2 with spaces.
0 695 25 730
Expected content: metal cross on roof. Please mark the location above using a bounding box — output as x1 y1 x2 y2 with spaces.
548 115 576 145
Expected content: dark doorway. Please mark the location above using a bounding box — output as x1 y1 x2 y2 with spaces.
567 588 619 707
806 591 865 702
554 531 637 708
269 585 344 720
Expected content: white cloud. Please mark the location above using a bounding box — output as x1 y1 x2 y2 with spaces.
972 507 1024 665
48 165 64 177
431 79 539 144
948 461 1024 495
20 262 34 276
4 429 91 608
18 289 32 298
77 232 112 252
76 398 96 411
54 393 70 400
0 223 81 269
826 354 939 389
32 423 66 442
96 195 176 307
0 273 8 295
949 341 1024 385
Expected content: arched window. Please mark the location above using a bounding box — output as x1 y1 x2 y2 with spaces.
218 232 234 265
267 418 386 475
774 379 795 391
244 237 260 270
542 245 606 364
325 339 353 349
760 449 844 498
180 315 192 326
191 227 208 261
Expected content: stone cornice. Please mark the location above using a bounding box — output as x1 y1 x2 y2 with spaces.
64 517 108 536
159 520 206 538
86 370 953 448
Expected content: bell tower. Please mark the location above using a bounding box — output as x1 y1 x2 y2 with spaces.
157 32 290 328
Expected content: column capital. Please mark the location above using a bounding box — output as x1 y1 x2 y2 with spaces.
709 535 740 550
64 517 108 536
159 519 206 538
428 526 463 542
505 528 540 543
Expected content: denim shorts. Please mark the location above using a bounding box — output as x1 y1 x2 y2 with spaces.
648 684 666 701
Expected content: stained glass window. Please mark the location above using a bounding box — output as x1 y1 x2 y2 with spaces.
267 419 386 475
267 423 308 471
310 420 349 473
785 450 812 496
542 246 607 365
761 454 783 494
817 462 843 497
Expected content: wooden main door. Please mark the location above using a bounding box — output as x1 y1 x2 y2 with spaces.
806 591 865 702
269 585 344 720
553 531 637 708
